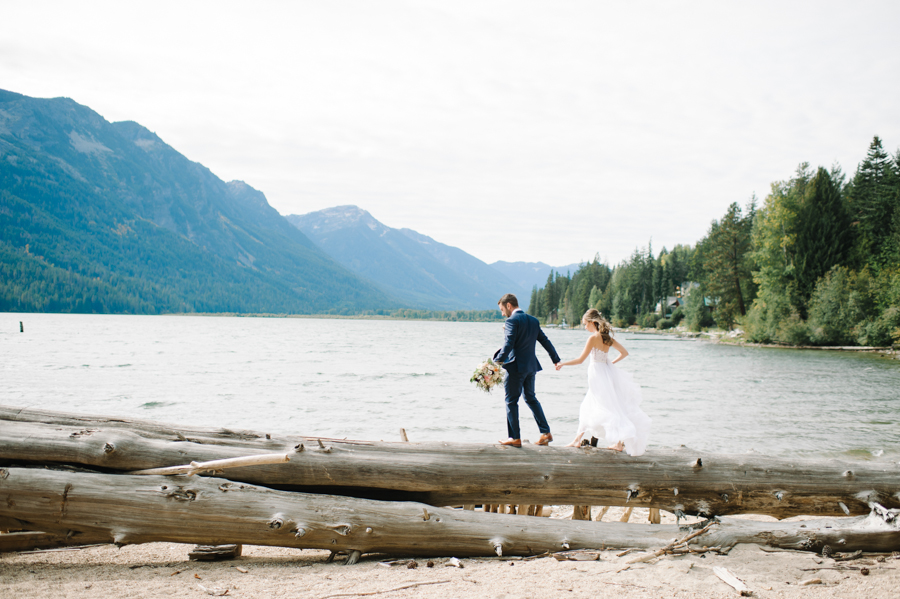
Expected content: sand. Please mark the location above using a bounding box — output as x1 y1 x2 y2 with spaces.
2 507 897 599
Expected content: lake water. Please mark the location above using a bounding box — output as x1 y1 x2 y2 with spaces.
1 312 898 461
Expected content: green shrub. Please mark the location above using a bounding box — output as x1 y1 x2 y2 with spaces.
640 312 659 328
671 306 685 324
683 290 715 331
657 318 676 330
806 266 881 345
775 311 811 345
857 306 900 346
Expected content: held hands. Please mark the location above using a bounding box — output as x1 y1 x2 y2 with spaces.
555 362 563 371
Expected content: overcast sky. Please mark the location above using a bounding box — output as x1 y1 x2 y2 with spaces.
2 1 899 266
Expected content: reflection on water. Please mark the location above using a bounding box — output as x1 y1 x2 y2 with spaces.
1 313 898 461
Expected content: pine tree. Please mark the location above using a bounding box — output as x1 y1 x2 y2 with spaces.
793 167 853 310
847 136 896 266
698 201 755 328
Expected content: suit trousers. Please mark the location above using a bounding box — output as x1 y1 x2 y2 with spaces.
504 370 551 440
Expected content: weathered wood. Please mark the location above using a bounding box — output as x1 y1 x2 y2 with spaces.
0 467 897 556
572 506 590 520
131 453 290 476
0 531 108 553
188 544 242 561
1 406 899 518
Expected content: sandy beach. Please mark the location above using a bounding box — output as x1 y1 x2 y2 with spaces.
3 507 897 599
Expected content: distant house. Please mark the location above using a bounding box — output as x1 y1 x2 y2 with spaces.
655 296 681 316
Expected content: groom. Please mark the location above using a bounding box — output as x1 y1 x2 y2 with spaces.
493 293 561 447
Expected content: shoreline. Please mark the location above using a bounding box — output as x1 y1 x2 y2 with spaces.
613 326 899 359
3 507 897 599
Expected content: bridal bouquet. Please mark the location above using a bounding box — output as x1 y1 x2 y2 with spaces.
470 359 505 393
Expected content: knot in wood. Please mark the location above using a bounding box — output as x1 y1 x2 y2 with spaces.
843 470 853 478
691 458 703 468
774 491 784 501
721 493 729 503
268 517 284 529
0 469 8 480
365 527 373 534
330 524 352 536
293 527 308 538
103 442 116 454
167 488 196 502
294 443 304 452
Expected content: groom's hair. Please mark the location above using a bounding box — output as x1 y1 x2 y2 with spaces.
498 293 518 307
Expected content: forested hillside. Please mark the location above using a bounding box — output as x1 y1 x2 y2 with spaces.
530 137 900 346
0 89 396 314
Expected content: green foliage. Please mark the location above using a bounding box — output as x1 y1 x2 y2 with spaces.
806 267 876 345
656 318 676 330
793 168 854 310
639 312 658 328
528 137 897 345
694 201 756 329
683 288 715 331
846 137 900 268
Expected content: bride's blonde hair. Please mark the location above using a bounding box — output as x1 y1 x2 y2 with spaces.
582 309 613 346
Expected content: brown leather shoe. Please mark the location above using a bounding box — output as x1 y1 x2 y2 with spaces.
536 433 553 446
498 438 522 447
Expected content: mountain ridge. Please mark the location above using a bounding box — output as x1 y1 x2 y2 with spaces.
0 89 396 314
287 206 523 310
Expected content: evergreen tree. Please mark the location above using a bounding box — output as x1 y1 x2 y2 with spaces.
697 201 755 328
540 271 556 319
847 136 898 267
793 167 853 310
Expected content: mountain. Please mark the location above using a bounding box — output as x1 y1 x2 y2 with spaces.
287 206 522 310
490 260 584 296
0 89 396 314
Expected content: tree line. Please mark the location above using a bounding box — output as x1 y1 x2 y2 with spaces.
528 136 900 346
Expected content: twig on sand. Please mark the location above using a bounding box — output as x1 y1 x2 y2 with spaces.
318 579 451 599
626 520 718 565
14 544 106 555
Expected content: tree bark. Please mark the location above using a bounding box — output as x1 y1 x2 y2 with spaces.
1 468 897 556
1 406 898 518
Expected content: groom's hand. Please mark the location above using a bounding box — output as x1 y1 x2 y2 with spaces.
555 362 562 371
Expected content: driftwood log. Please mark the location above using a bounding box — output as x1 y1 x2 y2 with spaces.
1 467 898 556
1 406 897 518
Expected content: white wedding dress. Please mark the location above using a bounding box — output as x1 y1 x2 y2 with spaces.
575 347 651 456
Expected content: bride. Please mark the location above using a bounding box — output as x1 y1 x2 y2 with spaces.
555 309 651 455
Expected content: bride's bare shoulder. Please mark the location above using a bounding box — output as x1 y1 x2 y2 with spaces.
589 333 608 350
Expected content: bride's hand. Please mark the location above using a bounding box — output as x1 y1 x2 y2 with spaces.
555 363 563 371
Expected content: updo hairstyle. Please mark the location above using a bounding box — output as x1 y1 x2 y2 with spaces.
582 308 613 346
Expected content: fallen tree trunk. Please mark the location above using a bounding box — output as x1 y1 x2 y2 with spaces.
1 405 898 518
1 468 897 556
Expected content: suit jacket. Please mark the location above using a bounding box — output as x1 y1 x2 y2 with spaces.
494 309 560 374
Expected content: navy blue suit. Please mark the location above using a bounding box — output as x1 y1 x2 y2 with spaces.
494 309 561 440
